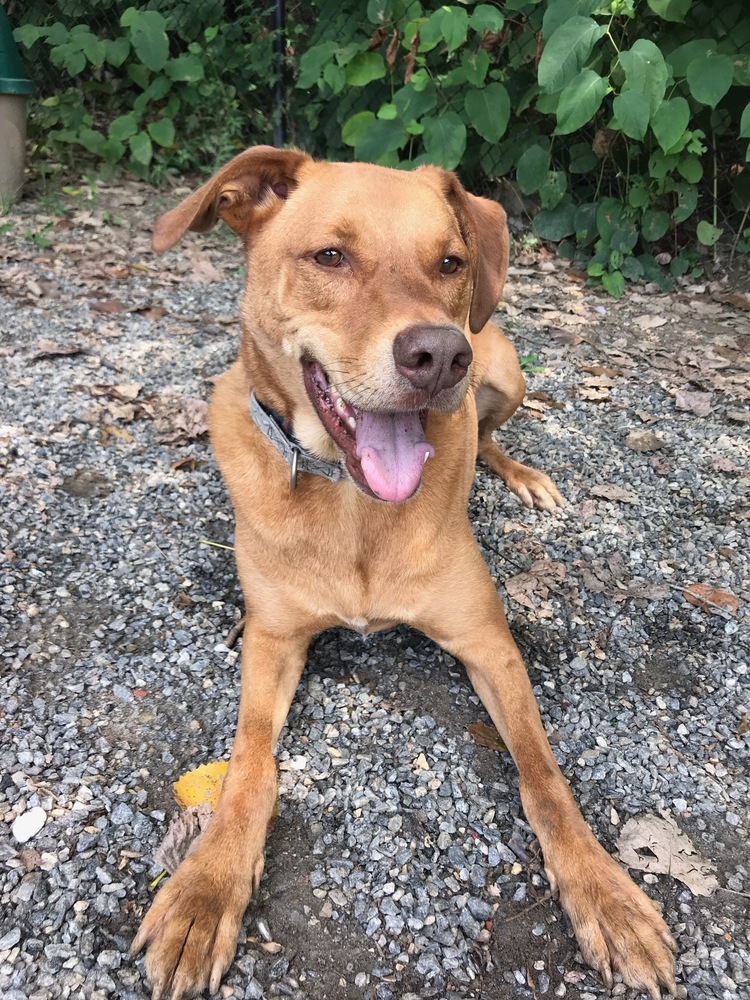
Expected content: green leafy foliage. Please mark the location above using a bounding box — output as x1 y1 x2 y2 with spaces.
291 0 749 295
15 3 278 178
538 17 606 94
16 0 750 292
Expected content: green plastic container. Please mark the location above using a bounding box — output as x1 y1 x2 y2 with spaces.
0 8 33 209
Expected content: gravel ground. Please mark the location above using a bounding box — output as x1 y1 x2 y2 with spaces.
1 183 749 1000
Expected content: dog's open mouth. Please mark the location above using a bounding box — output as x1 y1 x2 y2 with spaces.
302 357 434 503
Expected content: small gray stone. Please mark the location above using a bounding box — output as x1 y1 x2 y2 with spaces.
446 845 466 868
458 907 481 939
467 897 493 921
0 927 22 949
97 949 122 969
110 802 134 825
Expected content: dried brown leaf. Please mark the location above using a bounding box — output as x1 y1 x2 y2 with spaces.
686 298 724 318
171 456 207 472
577 562 609 594
157 396 210 443
711 456 742 475
87 383 143 404
505 560 567 609
634 314 668 330
616 814 718 897
522 399 546 418
154 804 213 874
468 721 507 752
101 424 134 444
18 847 42 871
385 29 400 70
189 256 224 282
547 327 583 347
580 365 623 378
107 382 142 401
404 31 419 84
525 390 565 410
578 386 610 402
30 341 87 362
367 26 387 50
675 389 712 416
590 484 639 504
715 292 750 310
90 298 128 314
626 430 664 452
133 304 168 321
683 583 739 614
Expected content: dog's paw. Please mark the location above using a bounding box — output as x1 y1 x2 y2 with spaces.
131 848 260 999
504 465 565 512
554 847 678 999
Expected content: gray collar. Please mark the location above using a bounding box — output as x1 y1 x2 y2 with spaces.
249 391 342 489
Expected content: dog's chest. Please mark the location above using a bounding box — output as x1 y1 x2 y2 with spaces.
333 613 398 635
337 614 372 634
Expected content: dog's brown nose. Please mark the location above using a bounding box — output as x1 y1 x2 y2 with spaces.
393 325 473 396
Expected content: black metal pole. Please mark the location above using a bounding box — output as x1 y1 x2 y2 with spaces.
272 0 285 147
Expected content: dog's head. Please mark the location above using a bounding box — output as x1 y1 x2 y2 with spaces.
153 146 508 502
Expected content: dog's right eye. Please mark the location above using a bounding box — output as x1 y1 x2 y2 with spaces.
314 249 344 267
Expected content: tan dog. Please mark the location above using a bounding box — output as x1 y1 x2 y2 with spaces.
132 147 676 1000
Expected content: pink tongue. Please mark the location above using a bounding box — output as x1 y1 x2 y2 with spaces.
356 411 434 502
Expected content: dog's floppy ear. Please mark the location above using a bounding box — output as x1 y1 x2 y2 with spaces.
437 172 509 334
152 146 312 253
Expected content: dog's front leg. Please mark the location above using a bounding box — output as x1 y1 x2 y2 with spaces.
131 624 311 1000
413 543 677 999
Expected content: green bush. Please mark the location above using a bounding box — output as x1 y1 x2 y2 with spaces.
14 0 750 291
14 3 277 178
296 0 750 293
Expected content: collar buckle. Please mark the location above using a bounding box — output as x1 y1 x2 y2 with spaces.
249 391 342 488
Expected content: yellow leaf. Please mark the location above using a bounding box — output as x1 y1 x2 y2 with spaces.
173 760 228 810
102 423 133 444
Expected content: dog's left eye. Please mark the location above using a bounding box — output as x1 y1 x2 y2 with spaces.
439 256 462 274
314 248 344 267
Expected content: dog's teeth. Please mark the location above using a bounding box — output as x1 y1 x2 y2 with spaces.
347 416 357 430
335 397 347 412
423 452 430 464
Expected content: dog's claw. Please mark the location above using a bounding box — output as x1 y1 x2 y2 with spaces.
503 465 565 512
210 957 227 995
133 833 258 1000
548 838 677 1000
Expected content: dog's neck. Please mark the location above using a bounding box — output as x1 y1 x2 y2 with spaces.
240 336 297 422
249 392 342 489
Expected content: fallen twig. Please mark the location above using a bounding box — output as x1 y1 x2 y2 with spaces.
225 616 246 649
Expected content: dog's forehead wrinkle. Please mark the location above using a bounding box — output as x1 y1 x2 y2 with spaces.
296 165 458 244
